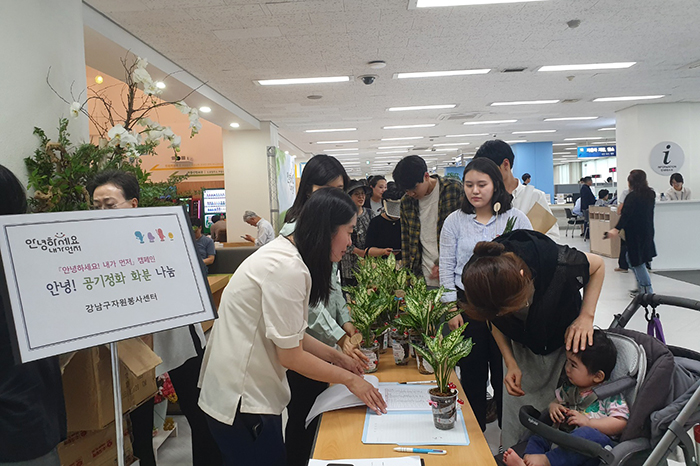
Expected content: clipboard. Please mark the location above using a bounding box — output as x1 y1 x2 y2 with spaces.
526 202 557 234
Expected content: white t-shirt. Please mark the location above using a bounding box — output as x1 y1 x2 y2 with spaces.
198 236 310 424
665 186 691 201
370 199 383 215
256 218 275 246
419 182 440 286
512 180 560 243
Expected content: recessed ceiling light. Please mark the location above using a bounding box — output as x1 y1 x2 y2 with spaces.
593 95 665 102
598 127 616 131
324 148 359 152
395 69 491 79
491 100 560 106
381 136 424 141
553 143 576 146
544 117 599 121
94 75 104 84
445 133 490 137
305 128 357 133
433 142 470 146
503 140 528 144
416 0 547 6
388 104 457 112
564 137 603 141
377 150 409 154
512 130 557 134
199 106 212 113
378 145 414 149
538 62 636 72
316 140 359 144
229 122 240 128
463 120 517 126
383 124 436 129
332 153 360 157
256 76 351 86
155 81 166 89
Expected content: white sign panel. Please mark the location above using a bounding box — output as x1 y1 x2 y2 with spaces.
0 206 216 363
649 141 685 175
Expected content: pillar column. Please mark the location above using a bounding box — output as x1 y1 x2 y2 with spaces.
512 142 554 202
617 103 700 193
0 0 88 179
223 122 278 240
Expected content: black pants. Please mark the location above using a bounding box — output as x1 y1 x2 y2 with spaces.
206 403 285 466
284 370 328 466
618 240 629 270
130 354 222 466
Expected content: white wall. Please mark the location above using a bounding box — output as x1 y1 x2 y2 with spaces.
0 1 88 180
582 157 617 181
223 122 278 240
617 103 700 194
554 162 582 185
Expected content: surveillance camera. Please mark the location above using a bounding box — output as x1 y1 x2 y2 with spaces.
359 75 377 85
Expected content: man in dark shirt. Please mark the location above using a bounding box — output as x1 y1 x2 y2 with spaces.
580 176 596 238
191 217 216 271
0 164 66 465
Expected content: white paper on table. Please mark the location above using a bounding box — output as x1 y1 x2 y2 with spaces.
309 456 422 466
362 410 470 446
305 375 380 428
378 383 436 411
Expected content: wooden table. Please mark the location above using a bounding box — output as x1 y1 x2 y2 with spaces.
202 274 231 332
311 352 497 465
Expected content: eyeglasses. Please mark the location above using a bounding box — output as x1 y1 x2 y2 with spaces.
90 199 133 210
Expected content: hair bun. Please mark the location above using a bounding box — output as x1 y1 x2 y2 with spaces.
473 241 505 257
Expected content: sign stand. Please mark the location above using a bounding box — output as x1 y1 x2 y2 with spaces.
110 342 126 466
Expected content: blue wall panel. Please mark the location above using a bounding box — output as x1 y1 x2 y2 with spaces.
512 142 554 202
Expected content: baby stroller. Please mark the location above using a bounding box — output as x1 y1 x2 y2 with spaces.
507 294 700 466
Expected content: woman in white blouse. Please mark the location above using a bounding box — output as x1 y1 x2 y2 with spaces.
665 172 691 200
198 188 386 465
439 157 532 432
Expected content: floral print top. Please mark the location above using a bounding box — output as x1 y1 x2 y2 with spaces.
556 381 630 421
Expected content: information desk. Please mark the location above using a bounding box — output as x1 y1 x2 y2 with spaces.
311 352 496 465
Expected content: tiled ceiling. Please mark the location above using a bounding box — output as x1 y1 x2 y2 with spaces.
86 0 700 176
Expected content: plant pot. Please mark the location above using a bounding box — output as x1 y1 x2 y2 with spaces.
429 388 458 430
360 342 380 373
390 330 410 365
414 346 434 375
379 329 390 354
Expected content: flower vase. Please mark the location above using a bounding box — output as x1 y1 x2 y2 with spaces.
360 342 380 373
429 388 458 430
414 346 434 375
390 330 410 365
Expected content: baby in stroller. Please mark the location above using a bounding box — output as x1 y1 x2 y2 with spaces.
504 330 630 466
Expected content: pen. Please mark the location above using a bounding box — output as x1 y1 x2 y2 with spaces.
394 447 446 455
399 380 436 385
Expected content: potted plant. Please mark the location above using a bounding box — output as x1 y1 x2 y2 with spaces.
345 287 391 373
393 281 460 374
412 322 473 430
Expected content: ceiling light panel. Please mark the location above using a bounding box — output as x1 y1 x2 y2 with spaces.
512 130 557 134
377 145 414 149
538 62 636 72
598 127 616 131
256 76 350 86
324 148 359 152
381 136 424 141
445 133 489 137
544 117 599 121
593 95 665 102
433 142 470 146
305 128 357 133
376 150 409 154
388 104 456 111
316 140 358 144
416 0 547 6
564 137 603 141
463 120 517 125
395 69 491 79
383 124 436 129
491 100 560 106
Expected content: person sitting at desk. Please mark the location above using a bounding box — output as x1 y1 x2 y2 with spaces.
595 189 611 206
210 214 227 242
191 217 216 270
665 173 691 201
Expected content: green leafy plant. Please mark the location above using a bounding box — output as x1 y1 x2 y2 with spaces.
503 216 517 235
394 282 460 338
412 322 473 395
345 287 392 348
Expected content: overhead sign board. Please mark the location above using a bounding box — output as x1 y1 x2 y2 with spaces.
0 206 217 363
577 146 616 158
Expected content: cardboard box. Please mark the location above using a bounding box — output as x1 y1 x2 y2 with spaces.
58 418 134 466
62 338 161 432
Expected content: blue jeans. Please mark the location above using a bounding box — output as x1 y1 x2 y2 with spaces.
524 426 613 466
206 406 286 466
627 253 653 294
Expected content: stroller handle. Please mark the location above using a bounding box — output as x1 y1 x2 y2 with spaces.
611 294 700 330
519 405 616 465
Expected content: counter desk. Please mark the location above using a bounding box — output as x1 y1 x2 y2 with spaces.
653 199 700 271
311 352 497 465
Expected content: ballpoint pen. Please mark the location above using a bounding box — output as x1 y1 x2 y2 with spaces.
394 447 447 455
398 380 437 385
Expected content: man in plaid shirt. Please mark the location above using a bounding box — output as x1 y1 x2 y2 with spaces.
393 156 464 286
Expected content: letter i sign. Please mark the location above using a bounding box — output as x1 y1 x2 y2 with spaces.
650 141 684 175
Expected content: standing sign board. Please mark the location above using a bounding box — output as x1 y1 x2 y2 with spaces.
0 206 217 363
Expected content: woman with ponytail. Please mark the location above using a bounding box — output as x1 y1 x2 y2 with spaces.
460 230 605 448
439 157 531 432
